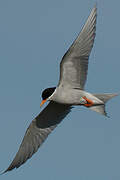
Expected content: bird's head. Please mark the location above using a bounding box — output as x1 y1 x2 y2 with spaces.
40 87 56 107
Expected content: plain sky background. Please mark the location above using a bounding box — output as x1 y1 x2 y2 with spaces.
0 0 120 179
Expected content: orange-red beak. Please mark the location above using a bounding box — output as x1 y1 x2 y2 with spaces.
40 99 47 107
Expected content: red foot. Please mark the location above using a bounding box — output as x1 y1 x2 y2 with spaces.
82 96 94 107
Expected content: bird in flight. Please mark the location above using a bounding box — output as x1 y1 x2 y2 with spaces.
3 5 117 173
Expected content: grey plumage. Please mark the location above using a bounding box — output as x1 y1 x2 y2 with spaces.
4 102 71 172
58 6 97 89
93 93 118 103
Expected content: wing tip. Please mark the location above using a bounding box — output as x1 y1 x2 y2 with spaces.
91 3 97 17
0 165 16 175
0 169 10 175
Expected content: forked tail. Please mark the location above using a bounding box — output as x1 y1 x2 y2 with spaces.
89 93 118 117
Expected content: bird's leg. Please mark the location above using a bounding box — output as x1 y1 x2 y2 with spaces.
82 96 94 107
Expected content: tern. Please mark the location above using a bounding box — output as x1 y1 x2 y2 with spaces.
3 6 117 173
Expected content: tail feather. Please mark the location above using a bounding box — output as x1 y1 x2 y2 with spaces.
89 93 118 116
93 93 118 103
89 105 108 117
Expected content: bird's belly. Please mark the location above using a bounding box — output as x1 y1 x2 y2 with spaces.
51 88 84 105
51 88 104 106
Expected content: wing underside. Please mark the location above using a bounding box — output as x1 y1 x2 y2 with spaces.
4 102 71 173
58 6 97 89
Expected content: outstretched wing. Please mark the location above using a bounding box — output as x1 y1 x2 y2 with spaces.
4 102 71 173
58 6 97 89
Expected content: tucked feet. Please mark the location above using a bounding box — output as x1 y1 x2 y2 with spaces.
82 96 94 107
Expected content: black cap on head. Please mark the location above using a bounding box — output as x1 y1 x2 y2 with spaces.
42 87 56 100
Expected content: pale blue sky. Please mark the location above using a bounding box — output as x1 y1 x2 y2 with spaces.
0 0 120 179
